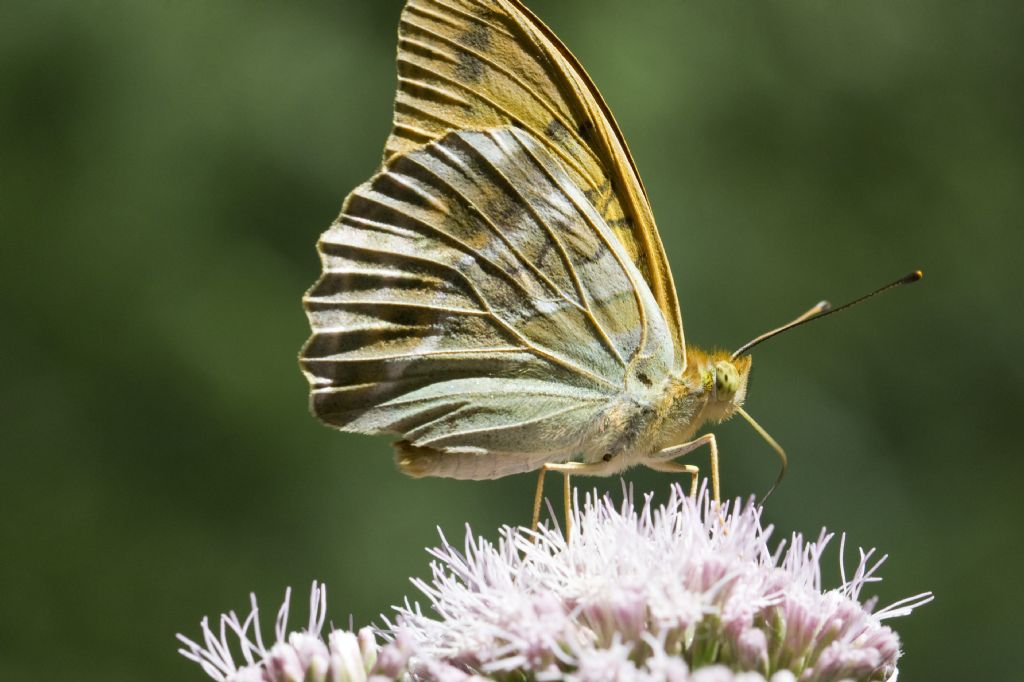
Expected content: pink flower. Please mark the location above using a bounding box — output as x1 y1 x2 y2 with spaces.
179 486 931 682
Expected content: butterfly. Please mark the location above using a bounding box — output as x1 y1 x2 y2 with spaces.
299 0 920 535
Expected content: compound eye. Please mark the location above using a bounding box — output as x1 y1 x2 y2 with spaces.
715 371 727 393
714 361 738 399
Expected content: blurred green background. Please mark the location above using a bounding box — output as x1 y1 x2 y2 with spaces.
2 0 1021 679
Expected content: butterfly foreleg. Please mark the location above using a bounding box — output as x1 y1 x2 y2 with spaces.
644 433 720 503
531 460 615 542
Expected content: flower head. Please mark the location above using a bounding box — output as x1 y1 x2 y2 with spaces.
177 582 388 682
179 486 931 681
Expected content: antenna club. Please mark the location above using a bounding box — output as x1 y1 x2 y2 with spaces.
909 269 924 282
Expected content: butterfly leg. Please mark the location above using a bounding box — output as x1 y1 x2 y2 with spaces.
644 433 720 503
531 461 612 541
645 460 701 498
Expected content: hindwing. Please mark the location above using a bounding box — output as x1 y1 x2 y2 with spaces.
301 128 674 475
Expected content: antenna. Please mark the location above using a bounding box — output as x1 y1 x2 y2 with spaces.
731 270 922 360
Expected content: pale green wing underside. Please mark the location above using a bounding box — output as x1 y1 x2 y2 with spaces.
301 128 673 475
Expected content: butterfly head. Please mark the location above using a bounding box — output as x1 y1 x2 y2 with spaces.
702 352 752 423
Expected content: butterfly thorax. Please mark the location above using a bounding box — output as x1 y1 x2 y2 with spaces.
644 348 753 456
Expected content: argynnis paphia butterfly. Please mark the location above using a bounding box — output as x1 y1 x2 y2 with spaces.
299 0 920 533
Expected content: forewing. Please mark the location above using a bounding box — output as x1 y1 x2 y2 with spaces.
301 128 673 468
386 0 685 367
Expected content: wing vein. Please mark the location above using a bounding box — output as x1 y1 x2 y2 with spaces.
397 76 472 108
378 388 606 409
416 402 593 447
467 131 627 369
326 202 618 390
405 146 586 314
511 130 651 366
394 98 467 130
303 298 488 317
319 267 442 286
394 31 602 191
392 122 436 144
346 193 538 301
421 0 517 40
400 14 604 184
399 35 460 66
310 347 526 363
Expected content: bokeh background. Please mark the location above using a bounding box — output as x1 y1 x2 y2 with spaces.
2 0 1021 679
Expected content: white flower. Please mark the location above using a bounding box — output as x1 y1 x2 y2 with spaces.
179 486 932 682
177 582 390 682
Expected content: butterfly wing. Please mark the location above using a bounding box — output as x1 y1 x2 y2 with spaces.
301 128 674 478
385 0 685 368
